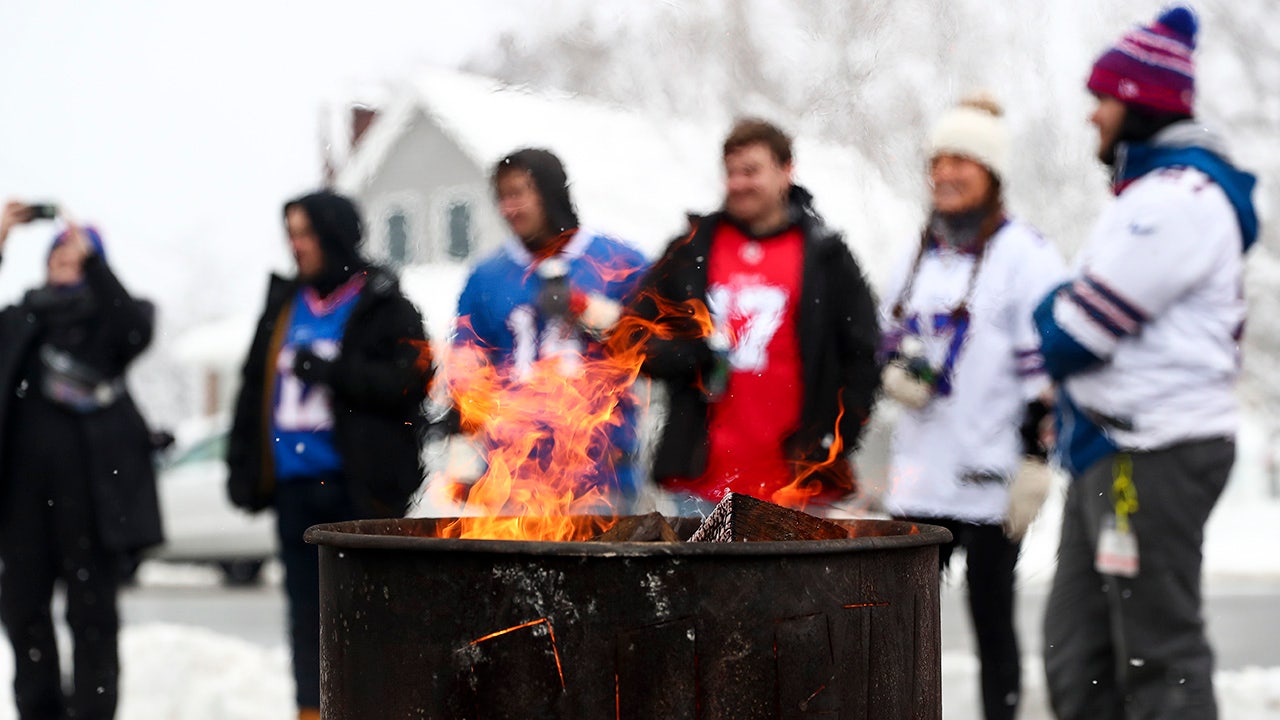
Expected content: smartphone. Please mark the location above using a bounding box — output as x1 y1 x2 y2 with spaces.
26 203 58 220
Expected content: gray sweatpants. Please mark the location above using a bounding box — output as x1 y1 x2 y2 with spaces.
1043 438 1232 720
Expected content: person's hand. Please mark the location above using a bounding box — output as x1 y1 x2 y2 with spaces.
0 201 30 250
535 258 574 319
881 362 934 409
576 293 622 336
1004 457 1053 542
293 347 336 386
432 435 488 507
1019 397 1053 460
536 276 573 318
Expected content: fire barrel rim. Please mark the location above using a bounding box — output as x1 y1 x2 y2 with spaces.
303 516 952 555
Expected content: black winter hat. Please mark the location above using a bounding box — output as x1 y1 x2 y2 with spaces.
284 190 368 292
492 148 580 236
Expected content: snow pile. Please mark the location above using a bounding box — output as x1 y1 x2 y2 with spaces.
0 624 293 720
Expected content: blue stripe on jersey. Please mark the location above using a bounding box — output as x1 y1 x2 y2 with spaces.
1064 284 1128 338
1083 274 1149 324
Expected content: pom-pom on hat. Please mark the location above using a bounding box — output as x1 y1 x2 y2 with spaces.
927 94 1010 181
1087 5 1198 115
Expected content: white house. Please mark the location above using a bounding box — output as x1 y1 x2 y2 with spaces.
330 65 919 280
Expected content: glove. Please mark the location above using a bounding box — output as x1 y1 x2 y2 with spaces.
442 434 487 485
424 435 489 510
576 293 623 336
536 258 573 318
293 348 336 387
1003 457 1052 542
881 363 933 410
1019 399 1052 461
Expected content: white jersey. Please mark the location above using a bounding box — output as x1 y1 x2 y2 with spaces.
882 219 1066 523
1054 165 1245 450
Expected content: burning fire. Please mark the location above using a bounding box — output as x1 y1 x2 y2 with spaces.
435 283 711 542
770 397 848 511
435 246 854 541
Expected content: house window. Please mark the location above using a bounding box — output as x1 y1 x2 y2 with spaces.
447 201 472 260
386 208 410 266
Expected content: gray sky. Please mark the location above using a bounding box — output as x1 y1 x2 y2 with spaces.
0 0 583 315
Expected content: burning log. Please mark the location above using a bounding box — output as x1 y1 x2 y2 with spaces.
590 512 681 542
689 492 850 542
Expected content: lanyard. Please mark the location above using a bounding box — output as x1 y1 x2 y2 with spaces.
1111 454 1139 533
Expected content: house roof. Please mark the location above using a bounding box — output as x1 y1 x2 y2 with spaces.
335 66 920 279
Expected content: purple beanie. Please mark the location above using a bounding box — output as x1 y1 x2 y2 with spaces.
50 226 106 261
1087 6 1198 115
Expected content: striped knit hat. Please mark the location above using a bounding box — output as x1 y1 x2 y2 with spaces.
1087 6 1198 115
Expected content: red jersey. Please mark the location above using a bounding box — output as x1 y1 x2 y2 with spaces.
673 221 805 502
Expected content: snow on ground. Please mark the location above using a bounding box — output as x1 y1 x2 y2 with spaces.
0 616 1269 719
0 625 294 720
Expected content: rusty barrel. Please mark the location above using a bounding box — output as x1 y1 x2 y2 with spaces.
305 517 950 719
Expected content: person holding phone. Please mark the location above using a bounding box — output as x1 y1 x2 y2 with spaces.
0 200 162 720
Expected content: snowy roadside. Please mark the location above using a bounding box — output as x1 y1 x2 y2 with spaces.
0 624 1269 720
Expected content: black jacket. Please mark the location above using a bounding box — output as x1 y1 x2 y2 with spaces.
226 266 432 517
0 253 162 553
630 186 881 495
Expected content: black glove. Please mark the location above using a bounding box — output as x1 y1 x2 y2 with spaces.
535 258 573 319
293 348 336 387
1019 398 1052 461
536 274 572 319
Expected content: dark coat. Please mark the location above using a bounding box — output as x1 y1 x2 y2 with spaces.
629 186 881 495
226 267 432 517
0 254 163 553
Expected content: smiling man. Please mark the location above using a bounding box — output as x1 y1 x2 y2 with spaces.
1034 7 1260 719
631 119 880 515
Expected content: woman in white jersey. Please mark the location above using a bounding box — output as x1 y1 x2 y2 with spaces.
879 96 1065 720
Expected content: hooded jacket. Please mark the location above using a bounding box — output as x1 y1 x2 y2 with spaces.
630 186 880 495
284 191 369 295
496 148 580 238
1035 121 1258 473
0 251 162 553
227 193 432 516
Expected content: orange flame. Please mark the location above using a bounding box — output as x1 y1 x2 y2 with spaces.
437 278 716 542
770 396 848 512
435 231 857 540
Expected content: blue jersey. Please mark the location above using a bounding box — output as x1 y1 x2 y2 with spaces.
271 278 363 481
455 231 647 364
453 230 649 493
